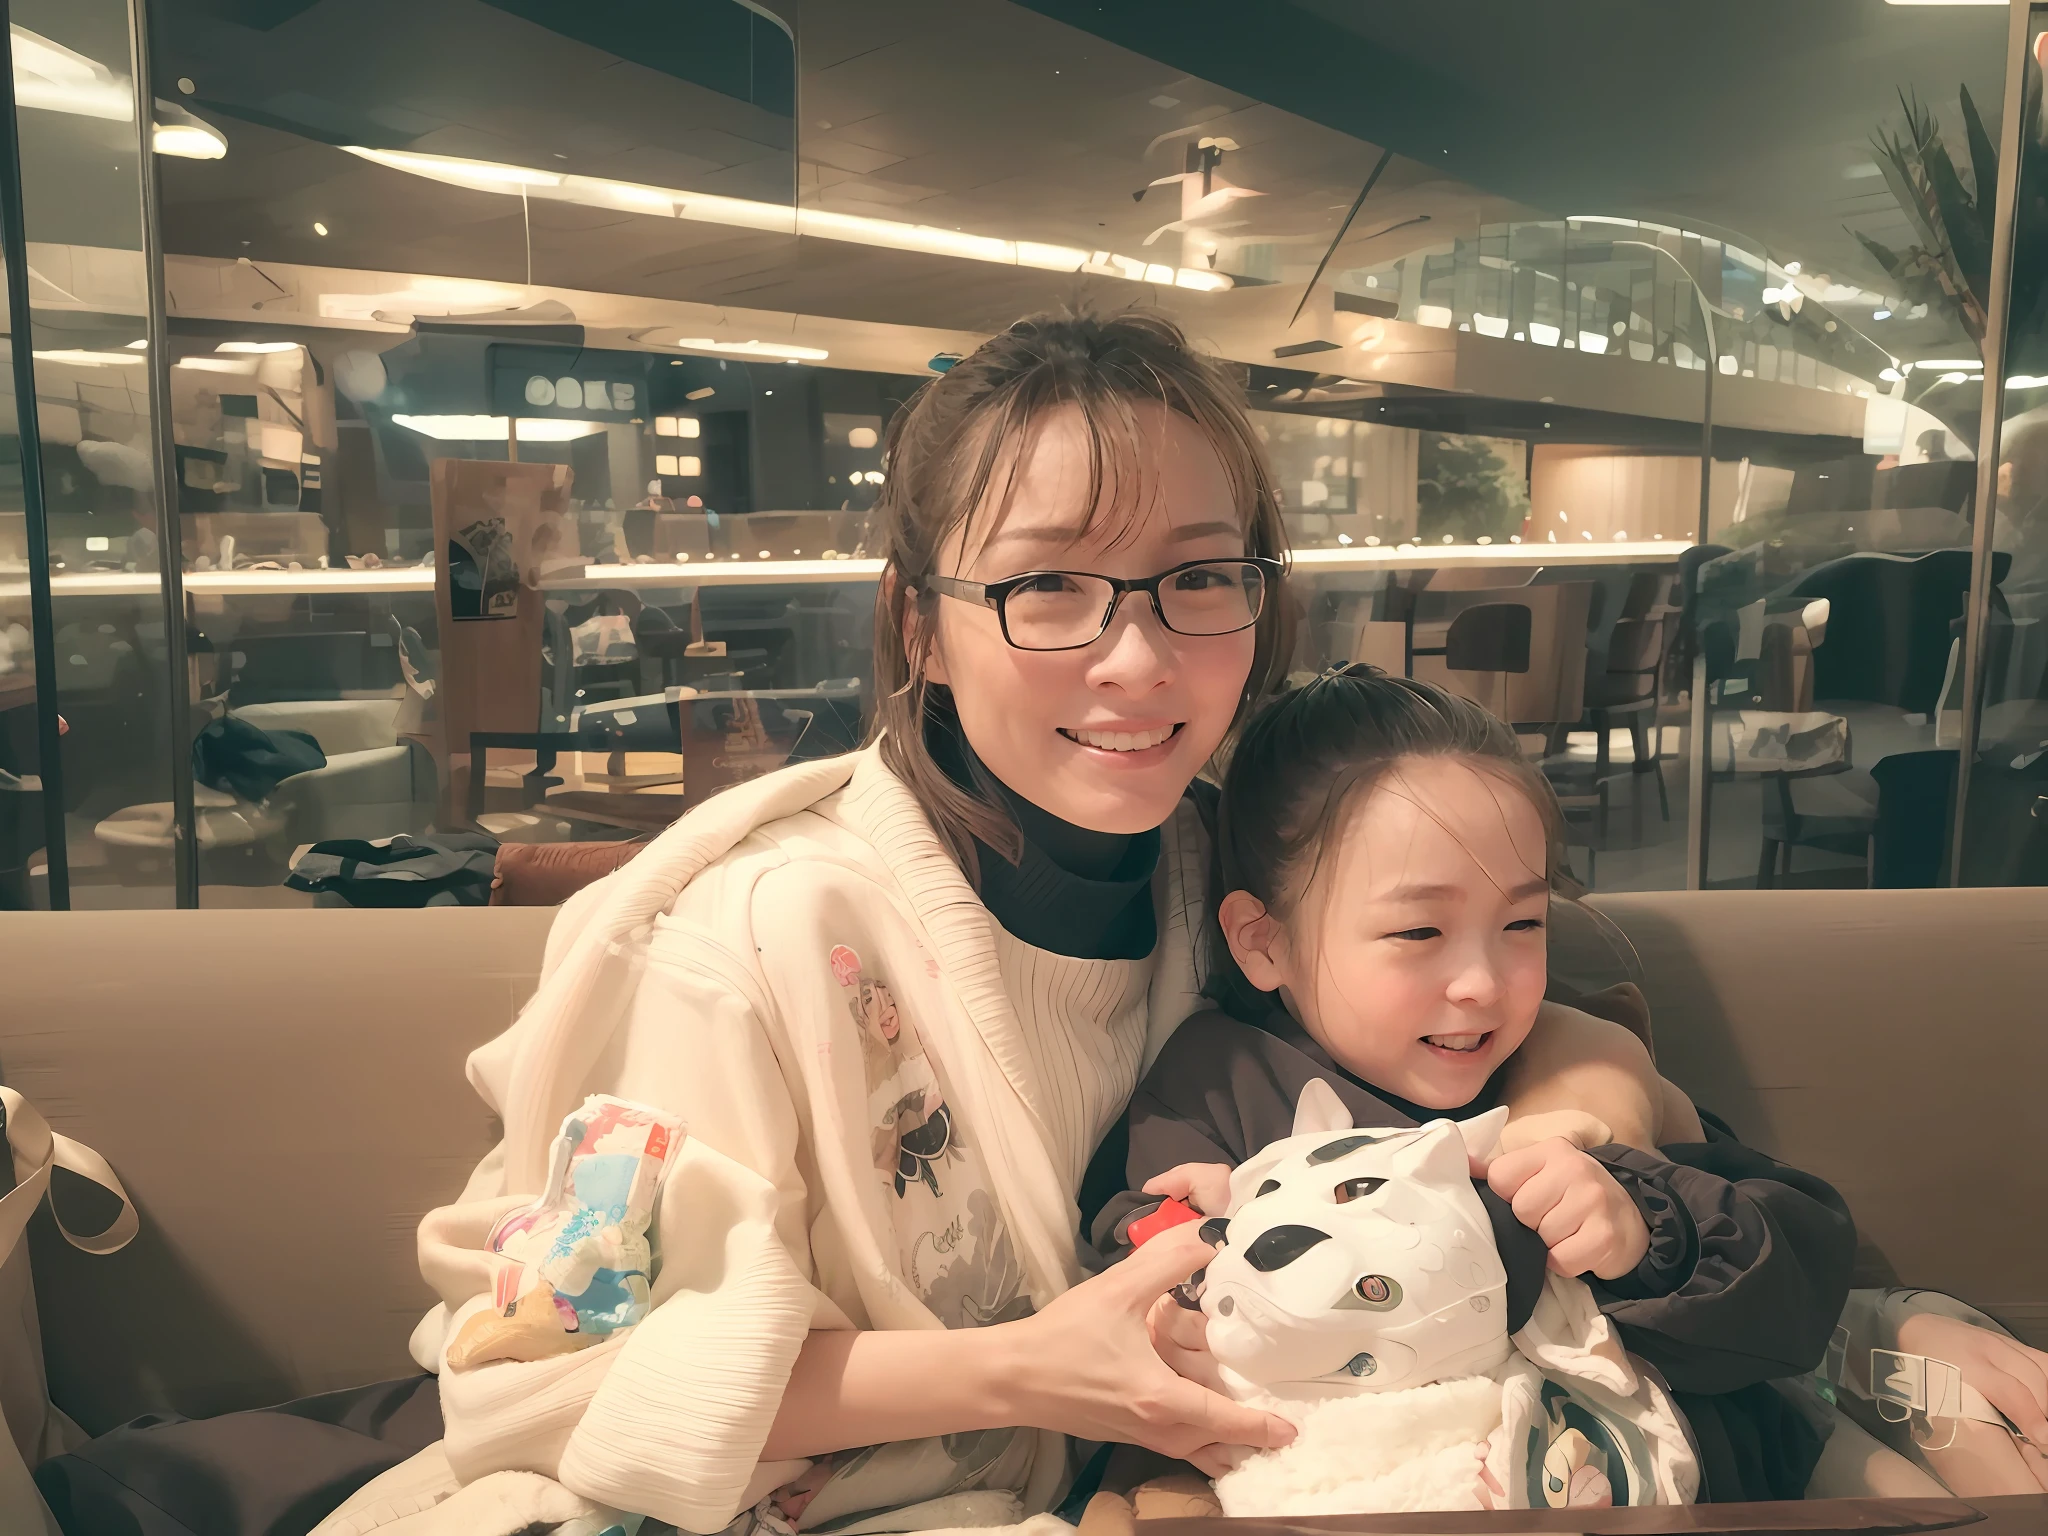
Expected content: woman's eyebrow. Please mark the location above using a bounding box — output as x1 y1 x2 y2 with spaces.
983 518 1243 551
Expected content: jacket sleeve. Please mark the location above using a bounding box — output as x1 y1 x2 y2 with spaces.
1089 1080 1246 1265
421 916 820 1533
1586 1110 1857 1394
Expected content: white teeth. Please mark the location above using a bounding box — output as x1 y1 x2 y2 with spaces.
1425 1033 1487 1052
1066 725 1176 752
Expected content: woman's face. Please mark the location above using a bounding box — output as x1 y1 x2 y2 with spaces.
923 402 1258 834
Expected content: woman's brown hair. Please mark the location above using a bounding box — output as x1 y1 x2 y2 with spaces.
867 309 1293 874
1202 665 1583 1020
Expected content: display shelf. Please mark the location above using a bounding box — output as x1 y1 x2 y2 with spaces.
0 540 1690 603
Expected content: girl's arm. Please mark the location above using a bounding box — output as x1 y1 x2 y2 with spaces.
1589 1114 1858 1394
1500 1006 1852 1388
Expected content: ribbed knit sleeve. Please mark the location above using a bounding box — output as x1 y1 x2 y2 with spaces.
428 925 822 1532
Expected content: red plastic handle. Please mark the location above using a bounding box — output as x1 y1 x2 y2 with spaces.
1127 1196 1202 1247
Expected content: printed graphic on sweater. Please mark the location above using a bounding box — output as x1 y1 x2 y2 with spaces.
1518 1378 1654 1509
832 943 956 1199
737 950 1042 1536
912 1188 1034 1330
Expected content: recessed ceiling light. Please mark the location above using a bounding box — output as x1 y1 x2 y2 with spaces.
686 386 714 400
313 221 329 236
151 121 226 159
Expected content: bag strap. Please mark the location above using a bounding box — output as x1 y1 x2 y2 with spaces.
0 1087 138 1263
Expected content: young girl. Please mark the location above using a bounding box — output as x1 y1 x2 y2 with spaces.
1088 667 1859 1504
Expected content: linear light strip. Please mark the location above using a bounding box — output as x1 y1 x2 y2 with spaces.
341 146 1232 292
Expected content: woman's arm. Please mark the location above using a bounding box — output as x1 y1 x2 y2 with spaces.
764 1326 1017 1461
431 933 817 1528
1501 1000 1701 1151
764 1229 1296 1478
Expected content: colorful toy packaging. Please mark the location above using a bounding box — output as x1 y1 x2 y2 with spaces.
447 1095 684 1369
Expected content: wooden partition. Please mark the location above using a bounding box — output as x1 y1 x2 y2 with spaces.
428 459 570 821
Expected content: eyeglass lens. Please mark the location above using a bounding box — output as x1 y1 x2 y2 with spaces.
1002 562 1267 650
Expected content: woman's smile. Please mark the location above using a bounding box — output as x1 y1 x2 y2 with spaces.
1058 722 1185 756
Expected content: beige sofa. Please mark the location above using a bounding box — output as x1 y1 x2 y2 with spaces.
1 891 2043 1463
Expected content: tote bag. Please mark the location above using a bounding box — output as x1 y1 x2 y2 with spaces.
0 1086 138 1536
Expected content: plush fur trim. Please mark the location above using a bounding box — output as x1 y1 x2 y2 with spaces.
1215 1376 1503 1516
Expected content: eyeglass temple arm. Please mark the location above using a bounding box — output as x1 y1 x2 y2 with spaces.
922 574 997 608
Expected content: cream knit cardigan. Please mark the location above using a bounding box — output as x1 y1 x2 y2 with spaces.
331 746 1209 1536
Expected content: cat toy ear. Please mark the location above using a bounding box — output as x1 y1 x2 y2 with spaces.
1291 1078 1355 1137
1457 1105 1512 1167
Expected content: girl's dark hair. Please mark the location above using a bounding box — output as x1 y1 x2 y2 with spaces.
866 308 1293 875
1203 665 1580 1019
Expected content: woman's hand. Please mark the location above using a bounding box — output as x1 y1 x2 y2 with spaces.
1486 1136 1650 1280
1143 1161 1234 1216
1008 1224 1293 1477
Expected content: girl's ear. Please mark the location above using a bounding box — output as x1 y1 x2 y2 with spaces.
1218 889 1289 993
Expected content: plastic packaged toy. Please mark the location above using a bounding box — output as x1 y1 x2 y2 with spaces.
447 1095 684 1369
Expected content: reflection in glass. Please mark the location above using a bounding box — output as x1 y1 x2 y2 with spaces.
94 0 2013 897
1960 17 2048 886
11 0 181 906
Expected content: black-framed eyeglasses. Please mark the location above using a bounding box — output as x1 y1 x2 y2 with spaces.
921 557 1283 652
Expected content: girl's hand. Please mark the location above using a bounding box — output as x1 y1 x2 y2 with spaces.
1895 1312 2048 1451
1148 1289 1229 1395
1143 1161 1235 1217
1009 1224 1293 1477
1486 1136 1651 1280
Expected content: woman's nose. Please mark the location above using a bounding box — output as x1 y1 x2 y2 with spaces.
1088 591 1175 686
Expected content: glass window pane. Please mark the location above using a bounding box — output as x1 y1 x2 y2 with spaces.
0 163 52 908
14 0 181 907
127 0 2014 899
1960 9 2048 886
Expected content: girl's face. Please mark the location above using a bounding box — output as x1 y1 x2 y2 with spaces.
1222 756 1551 1110
921 401 1257 835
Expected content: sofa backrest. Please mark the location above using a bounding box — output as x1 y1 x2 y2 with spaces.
1 889 2042 1433
0 909 552 1431
235 697 404 755
1560 889 2048 1350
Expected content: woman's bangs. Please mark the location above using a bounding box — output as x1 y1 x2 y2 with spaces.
957 383 1266 564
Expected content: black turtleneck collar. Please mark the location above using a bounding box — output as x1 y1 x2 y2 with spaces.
927 703 1161 962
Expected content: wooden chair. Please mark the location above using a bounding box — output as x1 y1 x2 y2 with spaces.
1578 613 1674 829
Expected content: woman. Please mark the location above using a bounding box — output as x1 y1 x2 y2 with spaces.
387 311 1306 1534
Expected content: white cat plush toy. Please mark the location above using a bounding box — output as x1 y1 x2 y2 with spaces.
1197 1082 1701 1515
